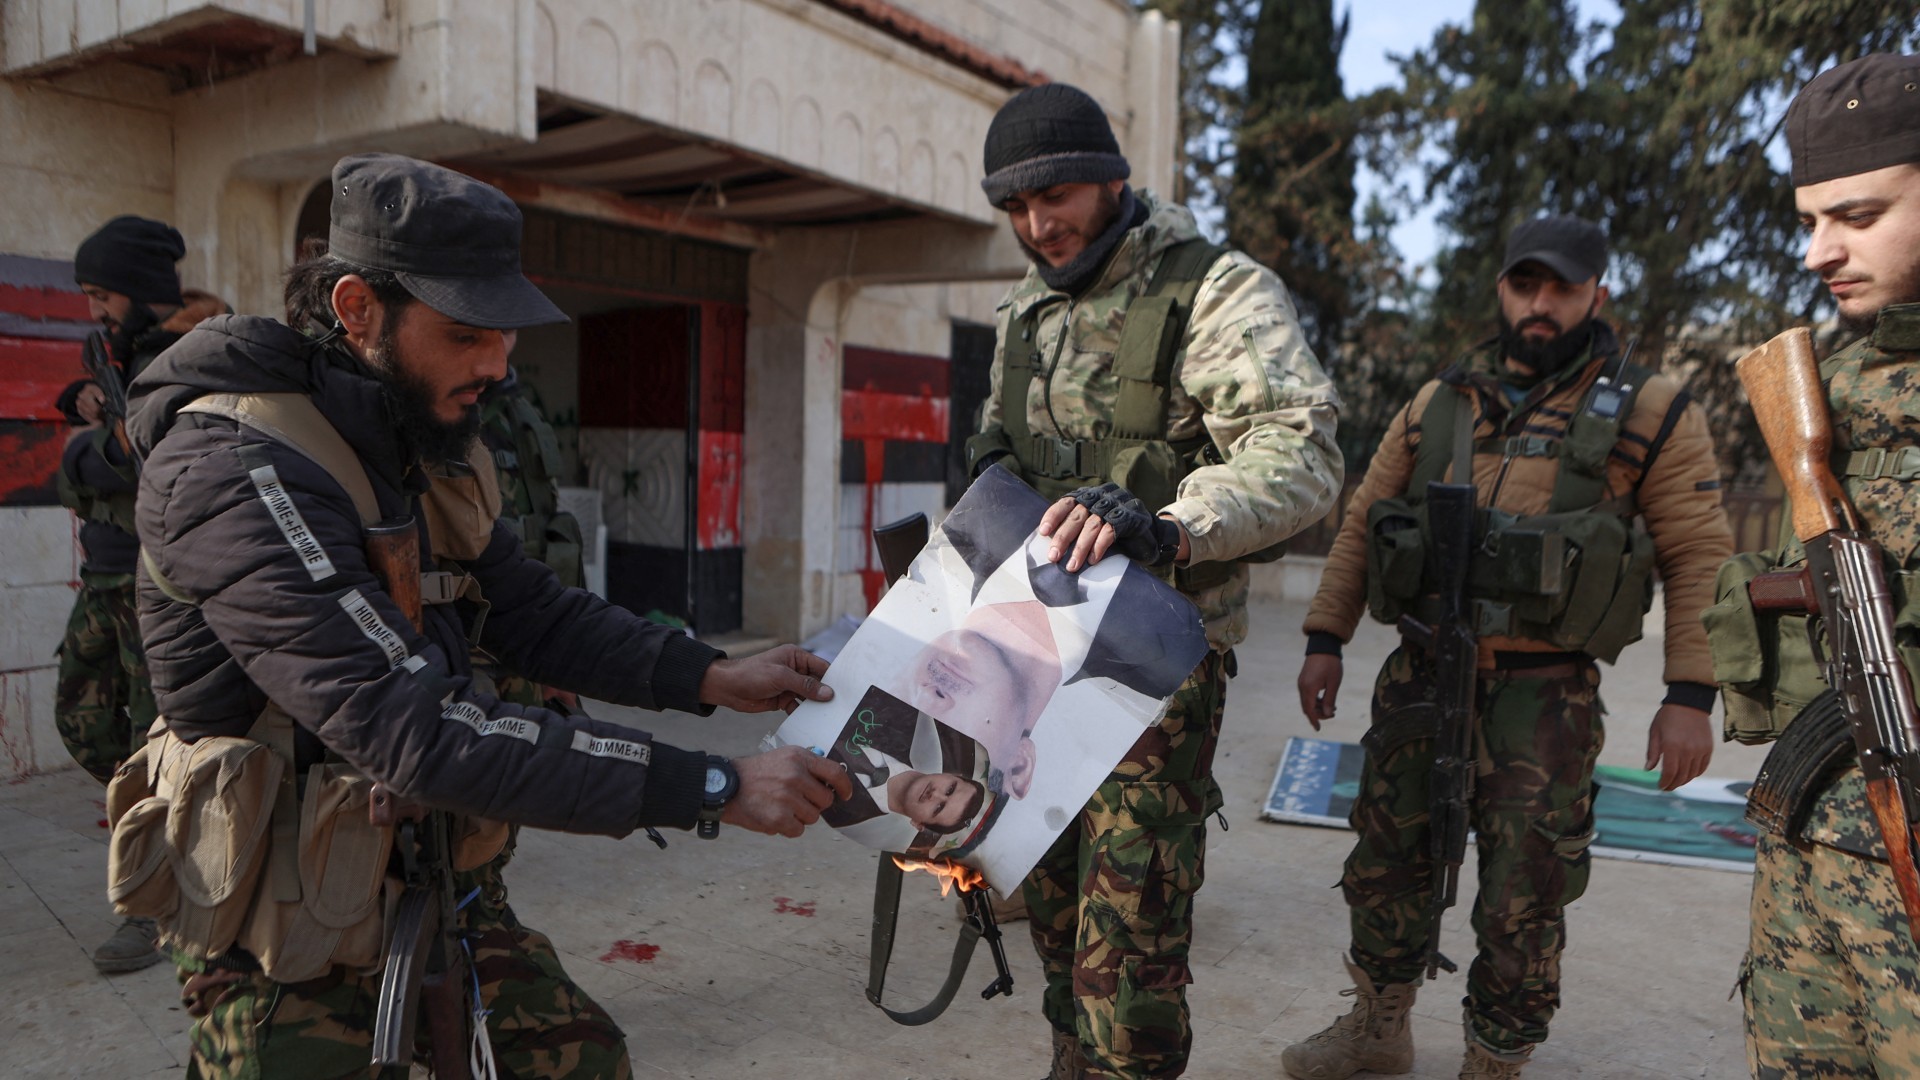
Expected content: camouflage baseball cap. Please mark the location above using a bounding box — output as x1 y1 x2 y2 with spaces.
1786 53 1920 186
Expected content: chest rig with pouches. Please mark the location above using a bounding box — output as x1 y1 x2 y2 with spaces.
968 238 1283 592
1364 347 1661 663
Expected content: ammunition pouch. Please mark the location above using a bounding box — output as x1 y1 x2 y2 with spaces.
1366 501 1653 662
106 714 398 983
1702 551 1823 744
1744 690 1852 837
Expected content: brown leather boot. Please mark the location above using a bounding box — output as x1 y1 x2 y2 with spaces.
1046 1028 1087 1080
1279 958 1417 1079
1459 1041 1529 1078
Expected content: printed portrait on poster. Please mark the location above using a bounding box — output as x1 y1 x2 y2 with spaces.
778 465 1209 894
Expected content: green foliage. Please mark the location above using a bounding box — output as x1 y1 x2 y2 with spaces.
1228 0 1358 359
1364 0 1919 481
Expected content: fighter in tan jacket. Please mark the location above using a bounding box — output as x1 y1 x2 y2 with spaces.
1284 215 1732 1079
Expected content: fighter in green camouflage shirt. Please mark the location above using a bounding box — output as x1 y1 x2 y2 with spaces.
1705 53 1920 1078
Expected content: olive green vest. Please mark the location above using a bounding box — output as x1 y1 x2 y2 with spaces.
966 239 1281 592
1706 307 1920 744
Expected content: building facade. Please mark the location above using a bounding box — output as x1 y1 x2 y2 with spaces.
0 0 1180 776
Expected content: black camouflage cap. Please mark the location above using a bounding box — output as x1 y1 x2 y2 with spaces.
1786 53 1920 187
328 154 566 330
1500 214 1608 283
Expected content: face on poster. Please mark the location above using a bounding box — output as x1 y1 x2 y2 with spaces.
777 466 1209 895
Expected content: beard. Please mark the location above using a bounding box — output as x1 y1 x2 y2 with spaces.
368 317 483 467
1498 309 1599 377
1837 262 1920 334
1014 185 1122 269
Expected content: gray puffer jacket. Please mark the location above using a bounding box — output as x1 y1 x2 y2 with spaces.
128 315 713 836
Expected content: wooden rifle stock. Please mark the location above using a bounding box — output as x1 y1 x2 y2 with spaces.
1735 328 1854 540
1737 328 1920 940
362 516 476 1078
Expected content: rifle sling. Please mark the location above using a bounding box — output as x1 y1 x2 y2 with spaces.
1746 690 1853 837
865 854 983 1026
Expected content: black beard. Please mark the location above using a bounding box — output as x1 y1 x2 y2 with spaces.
106 301 161 364
369 320 482 467
1014 185 1122 269
1498 311 1598 377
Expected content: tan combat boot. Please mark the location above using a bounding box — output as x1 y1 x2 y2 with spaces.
1279 959 1416 1079
1459 1041 1528 1078
1046 1028 1087 1080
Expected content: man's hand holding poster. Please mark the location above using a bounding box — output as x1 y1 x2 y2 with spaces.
777 465 1210 895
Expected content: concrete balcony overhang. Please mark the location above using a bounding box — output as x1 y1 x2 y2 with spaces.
3 1 394 84
444 95 998 248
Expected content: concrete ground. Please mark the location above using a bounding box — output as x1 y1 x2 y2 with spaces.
0 577 1766 1078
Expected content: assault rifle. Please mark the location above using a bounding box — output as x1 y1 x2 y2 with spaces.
1739 327 1920 939
81 331 138 470
363 518 477 1077
1393 480 1478 979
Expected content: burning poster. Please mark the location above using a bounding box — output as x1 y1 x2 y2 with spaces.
777 465 1211 895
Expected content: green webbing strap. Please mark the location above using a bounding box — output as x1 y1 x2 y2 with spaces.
1840 446 1920 482
865 855 984 1025
1407 380 1471 496
1451 391 1475 490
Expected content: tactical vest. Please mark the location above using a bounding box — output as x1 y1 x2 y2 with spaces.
110 392 506 982
1704 315 1920 744
1363 355 1662 663
483 389 584 589
964 239 1281 592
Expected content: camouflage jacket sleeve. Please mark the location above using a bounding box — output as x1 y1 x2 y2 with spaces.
1164 252 1344 564
1632 384 1734 688
1302 385 1429 642
979 293 1017 433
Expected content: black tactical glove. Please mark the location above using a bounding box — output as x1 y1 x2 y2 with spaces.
1069 482 1182 567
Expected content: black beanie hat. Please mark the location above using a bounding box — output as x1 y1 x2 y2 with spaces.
73 216 185 306
981 83 1130 207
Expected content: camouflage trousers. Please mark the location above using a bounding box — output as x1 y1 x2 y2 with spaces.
1743 831 1920 1078
180 888 628 1079
1022 651 1227 1080
55 571 155 783
1342 647 1603 1055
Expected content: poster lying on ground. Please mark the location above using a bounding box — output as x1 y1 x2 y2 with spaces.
1262 736 1759 872
777 465 1211 895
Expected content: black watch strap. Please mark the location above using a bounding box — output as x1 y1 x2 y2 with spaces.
697 754 739 839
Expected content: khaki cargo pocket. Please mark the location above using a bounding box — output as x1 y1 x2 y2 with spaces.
242 764 394 983
421 442 504 561
107 794 177 919
163 736 286 962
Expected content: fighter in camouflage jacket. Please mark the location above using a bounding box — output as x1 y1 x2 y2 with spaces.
970 83 1341 1080
981 189 1344 649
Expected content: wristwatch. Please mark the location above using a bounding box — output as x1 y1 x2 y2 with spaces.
696 754 739 839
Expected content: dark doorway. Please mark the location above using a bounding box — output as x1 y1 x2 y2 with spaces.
947 320 996 506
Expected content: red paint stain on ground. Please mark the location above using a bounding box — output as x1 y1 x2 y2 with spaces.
598 940 661 964
94 799 108 829
772 896 816 917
